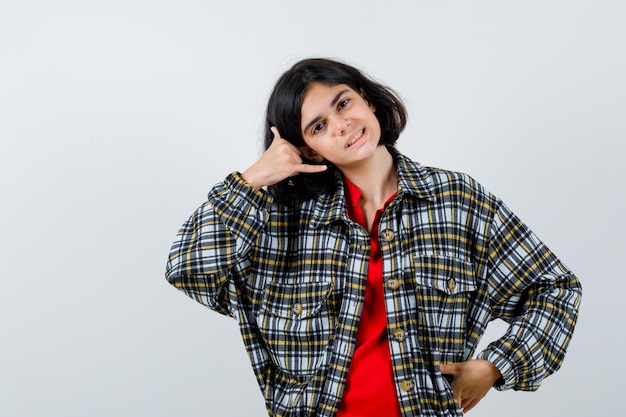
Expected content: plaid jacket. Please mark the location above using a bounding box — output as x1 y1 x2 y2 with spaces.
165 149 581 417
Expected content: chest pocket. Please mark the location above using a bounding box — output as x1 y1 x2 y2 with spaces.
410 256 477 363
256 280 334 377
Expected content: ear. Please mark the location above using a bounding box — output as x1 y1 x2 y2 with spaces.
299 146 325 163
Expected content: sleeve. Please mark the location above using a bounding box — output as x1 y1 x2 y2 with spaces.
165 172 272 316
477 198 582 391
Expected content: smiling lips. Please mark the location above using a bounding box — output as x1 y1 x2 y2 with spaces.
346 129 365 148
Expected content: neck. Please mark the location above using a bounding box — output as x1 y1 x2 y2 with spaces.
342 146 397 208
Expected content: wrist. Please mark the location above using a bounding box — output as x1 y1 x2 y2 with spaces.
482 359 503 385
241 169 262 190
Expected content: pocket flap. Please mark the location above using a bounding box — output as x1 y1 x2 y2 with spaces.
263 280 333 319
409 255 477 295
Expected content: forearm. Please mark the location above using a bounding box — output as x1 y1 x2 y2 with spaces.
479 271 581 390
165 172 272 312
482 199 582 390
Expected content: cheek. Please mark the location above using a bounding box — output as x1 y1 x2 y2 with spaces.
314 146 336 160
312 143 340 163
305 136 334 154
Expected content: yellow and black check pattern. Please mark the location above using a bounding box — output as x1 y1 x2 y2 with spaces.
166 148 581 417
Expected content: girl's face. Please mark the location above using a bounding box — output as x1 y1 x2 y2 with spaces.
299 82 381 170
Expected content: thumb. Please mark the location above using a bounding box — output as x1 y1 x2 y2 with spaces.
270 126 282 140
439 363 457 375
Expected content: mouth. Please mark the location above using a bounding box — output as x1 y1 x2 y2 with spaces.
345 129 365 148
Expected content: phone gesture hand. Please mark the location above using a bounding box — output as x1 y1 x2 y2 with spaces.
242 127 327 190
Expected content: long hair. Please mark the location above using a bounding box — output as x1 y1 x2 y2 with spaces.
265 58 407 202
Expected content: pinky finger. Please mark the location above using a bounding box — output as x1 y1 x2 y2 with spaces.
298 163 329 174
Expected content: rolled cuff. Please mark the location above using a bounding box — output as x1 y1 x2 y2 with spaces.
477 347 519 391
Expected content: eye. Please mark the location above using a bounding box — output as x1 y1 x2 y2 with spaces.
312 121 325 135
338 98 350 110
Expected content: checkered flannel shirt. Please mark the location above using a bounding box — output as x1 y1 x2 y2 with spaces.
165 148 581 417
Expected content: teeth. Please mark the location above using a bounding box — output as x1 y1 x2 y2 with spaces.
347 129 364 147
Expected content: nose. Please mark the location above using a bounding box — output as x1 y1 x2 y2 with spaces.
332 115 351 136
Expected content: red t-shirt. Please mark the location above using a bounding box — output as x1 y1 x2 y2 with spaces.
337 178 402 417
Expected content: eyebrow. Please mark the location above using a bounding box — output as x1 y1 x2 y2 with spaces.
303 89 350 133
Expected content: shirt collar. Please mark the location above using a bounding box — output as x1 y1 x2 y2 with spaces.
309 171 349 229
309 147 436 229
390 147 436 201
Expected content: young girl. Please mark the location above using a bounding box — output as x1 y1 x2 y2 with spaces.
165 58 581 417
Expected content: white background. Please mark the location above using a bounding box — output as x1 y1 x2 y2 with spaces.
1 1 623 416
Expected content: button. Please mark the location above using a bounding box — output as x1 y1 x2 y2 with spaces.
386 278 401 290
292 303 303 315
447 277 456 292
381 229 395 241
400 379 415 392
392 328 406 342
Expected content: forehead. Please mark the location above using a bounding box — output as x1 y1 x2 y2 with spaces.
301 83 355 118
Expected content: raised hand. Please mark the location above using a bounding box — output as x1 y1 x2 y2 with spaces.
241 126 327 190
